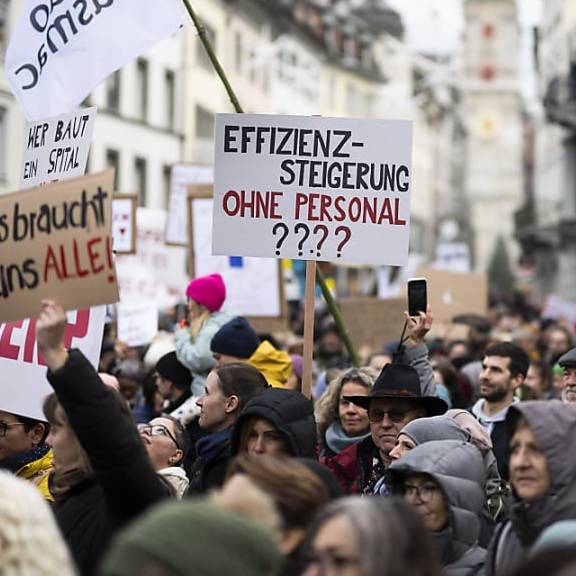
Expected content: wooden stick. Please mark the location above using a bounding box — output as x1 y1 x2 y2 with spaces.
302 260 317 399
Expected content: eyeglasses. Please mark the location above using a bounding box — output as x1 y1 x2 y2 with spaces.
0 422 26 437
404 482 440 502
367 409 413 423
305 551 361 572
137 424 180 449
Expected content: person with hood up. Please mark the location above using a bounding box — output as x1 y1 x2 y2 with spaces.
485 400 576 576
174 273 232 396
390 440 487 576
231 387 317 458
210 316 293 388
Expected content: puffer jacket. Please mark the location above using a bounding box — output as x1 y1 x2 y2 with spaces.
231 388 316 458
16 447 54 502
248 341 293 388
174 311 232 396
389 440 487 576
486 401 576 576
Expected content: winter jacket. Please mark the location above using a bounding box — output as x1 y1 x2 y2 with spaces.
47 350 169 576
187 427 232 494
485 401 576 576
231 388 316 458
158 466 189 499
174 312 232 396
389 440 487 576
248 341 293 388
16 447 54 502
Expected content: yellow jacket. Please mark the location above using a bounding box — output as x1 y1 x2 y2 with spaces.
249 341 293 388
17 448 54 502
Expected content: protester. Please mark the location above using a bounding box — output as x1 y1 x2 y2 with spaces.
524 360 553 399
557 347 576 403
231 387 316 458
188 362 268 493
210 316 293 387
301 496 442 576
0 471 75 576
174 273 232 396
315 367 376 457
471 342 529 479
0 409 53 501
486 401 576 576
390 440 487 576
37 300 170 576
154 351 192 415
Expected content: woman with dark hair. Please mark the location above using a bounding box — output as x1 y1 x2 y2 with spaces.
301 496 442 576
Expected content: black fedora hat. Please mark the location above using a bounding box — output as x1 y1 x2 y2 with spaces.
345 363 447 416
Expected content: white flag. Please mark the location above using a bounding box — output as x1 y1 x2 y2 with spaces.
6 0 187 121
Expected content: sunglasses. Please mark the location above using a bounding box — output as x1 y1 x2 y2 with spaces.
137 423 180 449
367 409 413 423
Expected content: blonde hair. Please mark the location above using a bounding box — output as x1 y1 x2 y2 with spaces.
188 301 212 339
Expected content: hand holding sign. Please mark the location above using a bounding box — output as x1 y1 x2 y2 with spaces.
36 299 68 370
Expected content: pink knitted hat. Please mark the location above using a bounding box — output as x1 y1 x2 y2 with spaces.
185 274 226 312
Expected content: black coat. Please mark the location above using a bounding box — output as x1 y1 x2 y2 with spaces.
48 350 168 576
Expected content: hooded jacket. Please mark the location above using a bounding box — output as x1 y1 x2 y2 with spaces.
248 341 293 388
389 440 487 576
231 388 317 458
14 447 54 502
486 401 576 576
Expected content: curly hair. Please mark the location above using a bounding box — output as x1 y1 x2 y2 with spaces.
315 367 376 439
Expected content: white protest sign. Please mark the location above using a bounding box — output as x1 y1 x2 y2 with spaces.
6 0 186 120
165 164 214 245
20 107 96 189
0 306 106 420
190 197 281 317
112 195 137 254
433 242 471 273
212 114 413 265
542 295 576 333
117 299 158 347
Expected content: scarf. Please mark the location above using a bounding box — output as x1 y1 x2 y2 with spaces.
196 427 232 464
325 421 370 455
0 443 49 473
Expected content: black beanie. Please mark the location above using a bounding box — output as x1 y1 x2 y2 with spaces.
155 352 192 390
211 317 260 359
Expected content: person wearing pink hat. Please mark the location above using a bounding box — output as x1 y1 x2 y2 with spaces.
174 274 232 397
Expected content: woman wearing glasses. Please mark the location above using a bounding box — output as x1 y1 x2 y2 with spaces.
389 440 487 576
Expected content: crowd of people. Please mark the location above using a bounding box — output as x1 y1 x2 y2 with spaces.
1 273 576 576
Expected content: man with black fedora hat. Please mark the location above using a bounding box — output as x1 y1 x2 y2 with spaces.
321 362 447 495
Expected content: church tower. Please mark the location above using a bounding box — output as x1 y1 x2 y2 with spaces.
461 0 523 274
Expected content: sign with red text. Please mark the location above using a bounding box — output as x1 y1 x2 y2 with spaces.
0 306 106 420
20 107 96 189
212 114 413 265
112 194 137 254
0 171 119 323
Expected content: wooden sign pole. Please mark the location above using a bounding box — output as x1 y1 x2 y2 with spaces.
302 260 317 399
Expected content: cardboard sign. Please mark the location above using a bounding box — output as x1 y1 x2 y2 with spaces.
20 107 96 189
415 267 488 323
165 164 214 246
0 171 119 323
188 189 284 319
0 306 106 420
212 114 413 265
112 194 137 255
117 299 158 347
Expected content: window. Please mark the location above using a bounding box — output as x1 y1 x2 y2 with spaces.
134 157 147 206
0 0 9 57
195 106 214 139
105 149 120 190
164 70 176 129
197 23 216 71
163 165 172 209
106 71 121 113
235 31 243 74
0 107 6 179
136 58 148 121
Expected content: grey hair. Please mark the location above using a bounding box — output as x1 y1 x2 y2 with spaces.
303 496 441 576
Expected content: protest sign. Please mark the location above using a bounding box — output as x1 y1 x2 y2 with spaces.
0 306 106 420
112 194 137 255
542 294 576 333
6 0 186 120
0 171 119 323
212 114 413 266
20 107 96 189
415 267 488 323
165 164 214 246
188 187 285 321
117 299 158 347
433 242 471 273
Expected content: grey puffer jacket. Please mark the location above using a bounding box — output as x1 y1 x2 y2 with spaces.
390 440 487 576
486 401 576 576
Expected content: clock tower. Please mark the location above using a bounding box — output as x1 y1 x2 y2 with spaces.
461 0 523 274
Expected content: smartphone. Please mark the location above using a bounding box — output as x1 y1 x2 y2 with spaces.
407 278 427 317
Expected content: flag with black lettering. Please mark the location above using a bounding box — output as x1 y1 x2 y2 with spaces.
6 0 186 120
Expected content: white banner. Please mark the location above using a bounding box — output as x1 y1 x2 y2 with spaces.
117 299 158 347
20 107 96 189
6 0 186 120
0 306 106 420
212 114 413 266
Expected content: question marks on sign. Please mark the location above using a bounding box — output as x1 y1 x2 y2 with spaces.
273 223 289 256
313 224 329 257
294 223 311 257
335 226 352 258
